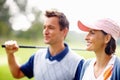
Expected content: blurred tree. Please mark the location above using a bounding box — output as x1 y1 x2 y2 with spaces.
0 0 12 38
0 0 9 22
0 0 44 40
14 10 43 40
14 0 27 12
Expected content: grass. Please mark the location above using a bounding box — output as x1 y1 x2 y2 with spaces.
0 42 120 80
0 47 37 80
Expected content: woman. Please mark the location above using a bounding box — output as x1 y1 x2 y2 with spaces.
77 18 120 80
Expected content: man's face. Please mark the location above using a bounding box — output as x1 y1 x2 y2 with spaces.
43 17 67 45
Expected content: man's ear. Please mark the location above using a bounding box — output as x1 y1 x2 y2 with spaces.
63 28 69 38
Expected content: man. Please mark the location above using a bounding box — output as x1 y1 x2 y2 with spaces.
4 10 84 80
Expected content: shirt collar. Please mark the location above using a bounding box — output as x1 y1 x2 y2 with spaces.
45 43 69 61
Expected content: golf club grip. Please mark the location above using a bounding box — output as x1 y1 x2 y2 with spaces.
1 45 38 48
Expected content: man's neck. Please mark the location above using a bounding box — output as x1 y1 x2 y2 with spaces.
49 43 65 56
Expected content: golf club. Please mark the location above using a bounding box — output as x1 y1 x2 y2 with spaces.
1 44 46 49
1 44 85 51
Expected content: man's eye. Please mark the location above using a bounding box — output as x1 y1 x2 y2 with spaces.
49 26 55 29
49 27 54 29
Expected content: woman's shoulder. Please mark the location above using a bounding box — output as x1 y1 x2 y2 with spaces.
114 56 120 64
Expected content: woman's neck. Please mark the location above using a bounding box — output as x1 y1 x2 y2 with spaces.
94 52 112 78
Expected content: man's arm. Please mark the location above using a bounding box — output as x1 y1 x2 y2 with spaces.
5 40 25 79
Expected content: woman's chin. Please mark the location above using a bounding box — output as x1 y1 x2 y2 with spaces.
86 48 92 51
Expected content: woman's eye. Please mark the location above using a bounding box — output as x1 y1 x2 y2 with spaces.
90 30 95 34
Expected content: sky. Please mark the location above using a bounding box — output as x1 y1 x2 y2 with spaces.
5 0 120 32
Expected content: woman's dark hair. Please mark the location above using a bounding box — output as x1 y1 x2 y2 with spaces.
101 30 116 55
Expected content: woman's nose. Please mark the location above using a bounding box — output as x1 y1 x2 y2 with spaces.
85 33 89 41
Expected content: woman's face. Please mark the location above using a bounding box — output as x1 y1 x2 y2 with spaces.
85 29 107 52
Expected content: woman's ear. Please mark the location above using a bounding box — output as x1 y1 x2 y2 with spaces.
105 34 111 44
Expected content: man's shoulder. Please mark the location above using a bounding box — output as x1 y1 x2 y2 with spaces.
35 49 47 54
34 49 47 58
67 49 84 61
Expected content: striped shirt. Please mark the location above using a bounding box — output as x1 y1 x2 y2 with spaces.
20 43 84 80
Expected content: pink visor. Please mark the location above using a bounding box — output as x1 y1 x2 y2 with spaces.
77 18 120 41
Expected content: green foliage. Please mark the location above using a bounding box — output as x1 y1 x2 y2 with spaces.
0 0 9 22
0 0 6 11
14 0 27 12
0 0 12 38
0 21 12 38
13 22 44 40
0 0 44 40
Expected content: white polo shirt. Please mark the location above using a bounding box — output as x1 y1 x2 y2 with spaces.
82 55 115 80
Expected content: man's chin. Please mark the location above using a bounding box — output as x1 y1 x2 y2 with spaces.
44 41 49 44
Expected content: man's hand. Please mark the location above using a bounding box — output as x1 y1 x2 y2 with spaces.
4 40 19 55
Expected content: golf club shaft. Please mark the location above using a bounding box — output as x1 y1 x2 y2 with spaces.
1 44 85 51
1 45 46 49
